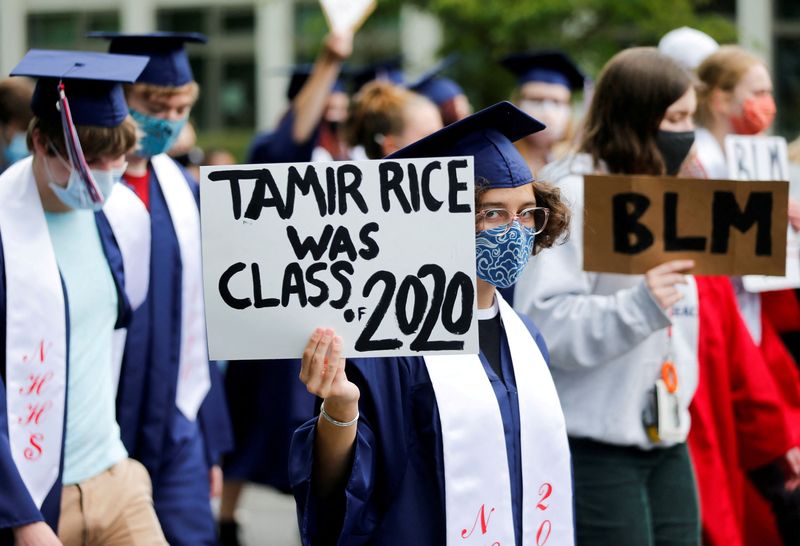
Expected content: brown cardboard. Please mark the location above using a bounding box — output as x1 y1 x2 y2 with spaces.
583 174 789 275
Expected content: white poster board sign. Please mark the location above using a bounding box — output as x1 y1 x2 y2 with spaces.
201 158 479 360
320 0 376 34
725 135 798 291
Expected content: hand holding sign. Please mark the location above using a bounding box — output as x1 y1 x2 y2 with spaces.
320 0 376 34
645 259 695 309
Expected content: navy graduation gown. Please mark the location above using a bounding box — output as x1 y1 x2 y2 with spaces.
289 313 550 546
0 214 131 543
116 164 233 479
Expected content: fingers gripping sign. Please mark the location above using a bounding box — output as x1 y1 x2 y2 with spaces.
645 259 695 310
300 328 360 419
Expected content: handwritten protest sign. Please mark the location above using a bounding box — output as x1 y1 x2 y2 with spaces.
201 158 478 360
583 174 788 276
723 135 800 292
320 0 376 34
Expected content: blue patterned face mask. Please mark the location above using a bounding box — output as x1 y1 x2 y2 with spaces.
130 109 187 157
475 221 535 288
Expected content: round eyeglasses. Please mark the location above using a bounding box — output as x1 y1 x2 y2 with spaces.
476 206 549 235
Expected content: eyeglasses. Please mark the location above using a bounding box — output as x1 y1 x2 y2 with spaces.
476 206 549 235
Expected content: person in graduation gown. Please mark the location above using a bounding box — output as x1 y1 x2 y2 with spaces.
686 45 800 545
0 50 165 545
407 56 472 126
513 47 705 546
90 31 234 546
248 30 354 166
289 101 575 546
500 51 586 177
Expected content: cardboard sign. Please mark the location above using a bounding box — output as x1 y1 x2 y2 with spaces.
201 158 479 360
583 174 788 276
725 135 789 182
723 135 799 291
320 0 376 34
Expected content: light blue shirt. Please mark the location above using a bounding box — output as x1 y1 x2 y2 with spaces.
45 210 127 485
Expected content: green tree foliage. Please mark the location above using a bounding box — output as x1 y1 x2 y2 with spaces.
385 0 736 107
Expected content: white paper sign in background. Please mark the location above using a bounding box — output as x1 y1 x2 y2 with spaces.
724 135 798 292
201 157 478 360
320 0 376 33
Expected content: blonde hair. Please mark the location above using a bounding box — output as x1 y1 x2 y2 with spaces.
345 81 426 159
695 45 763 127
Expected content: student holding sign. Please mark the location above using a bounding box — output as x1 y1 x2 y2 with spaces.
688 45 800 546
289 102 573 545
0 50 165 545
514 47 706 545
90 32 235 546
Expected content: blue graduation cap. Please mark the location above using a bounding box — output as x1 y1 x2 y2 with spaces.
10 49 149 127
387 101 544 188
500 51 585 91
87 31 207 87
285 64 348 101
352 57 404 92
408 56 464 106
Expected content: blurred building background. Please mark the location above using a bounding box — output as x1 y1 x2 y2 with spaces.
0 0 798 163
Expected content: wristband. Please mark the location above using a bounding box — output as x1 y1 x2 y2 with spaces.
320 400 359 427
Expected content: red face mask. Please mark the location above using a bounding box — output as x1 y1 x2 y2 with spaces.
730 95 776 135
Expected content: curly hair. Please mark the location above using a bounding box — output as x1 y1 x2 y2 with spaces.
475 178 571 255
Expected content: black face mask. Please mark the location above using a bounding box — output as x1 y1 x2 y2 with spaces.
656 130 695 175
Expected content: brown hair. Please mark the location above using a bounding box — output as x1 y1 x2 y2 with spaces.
695 45 763 127
475 178 571 255
0 77 34 128
345 81 424 159
124 81 200 104
27 115 138 162
580 47 692 175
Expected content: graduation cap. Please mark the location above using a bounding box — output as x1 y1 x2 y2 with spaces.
352 57 404 92
387 101 544 188
285 64 349 101
88 31 207 87
658 26 719 71
500 51 585 91
11 48 149 127
408 55 464 106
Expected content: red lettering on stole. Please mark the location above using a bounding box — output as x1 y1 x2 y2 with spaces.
18 371 54 396
535 483 554 546
21 340 53 365
461 504 501 544
17 401 52 426
24 433 44 461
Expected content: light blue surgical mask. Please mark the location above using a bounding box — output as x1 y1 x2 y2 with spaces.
4 132 29 165
130 109 187 157
475 221 535 289
44 150 117 211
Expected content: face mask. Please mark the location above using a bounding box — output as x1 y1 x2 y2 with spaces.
44 151 117 211
730 95 776 135
656 130 695 175
130 109 187 157
520 99 571 141
3 132 29 165
475 222 535 289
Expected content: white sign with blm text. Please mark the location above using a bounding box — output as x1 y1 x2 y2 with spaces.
200 158 479 360
725 135 800 292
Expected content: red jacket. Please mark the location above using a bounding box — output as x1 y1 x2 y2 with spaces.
689 277 795 546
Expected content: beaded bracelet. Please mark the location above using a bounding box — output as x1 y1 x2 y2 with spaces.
320 400 359 427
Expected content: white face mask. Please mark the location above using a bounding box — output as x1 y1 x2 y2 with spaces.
519 99 572 141
44 146 119 211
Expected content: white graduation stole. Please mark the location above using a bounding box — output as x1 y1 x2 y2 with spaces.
150 154 211 420
425 294 574 546
103 184 152 395
0 158 149 506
